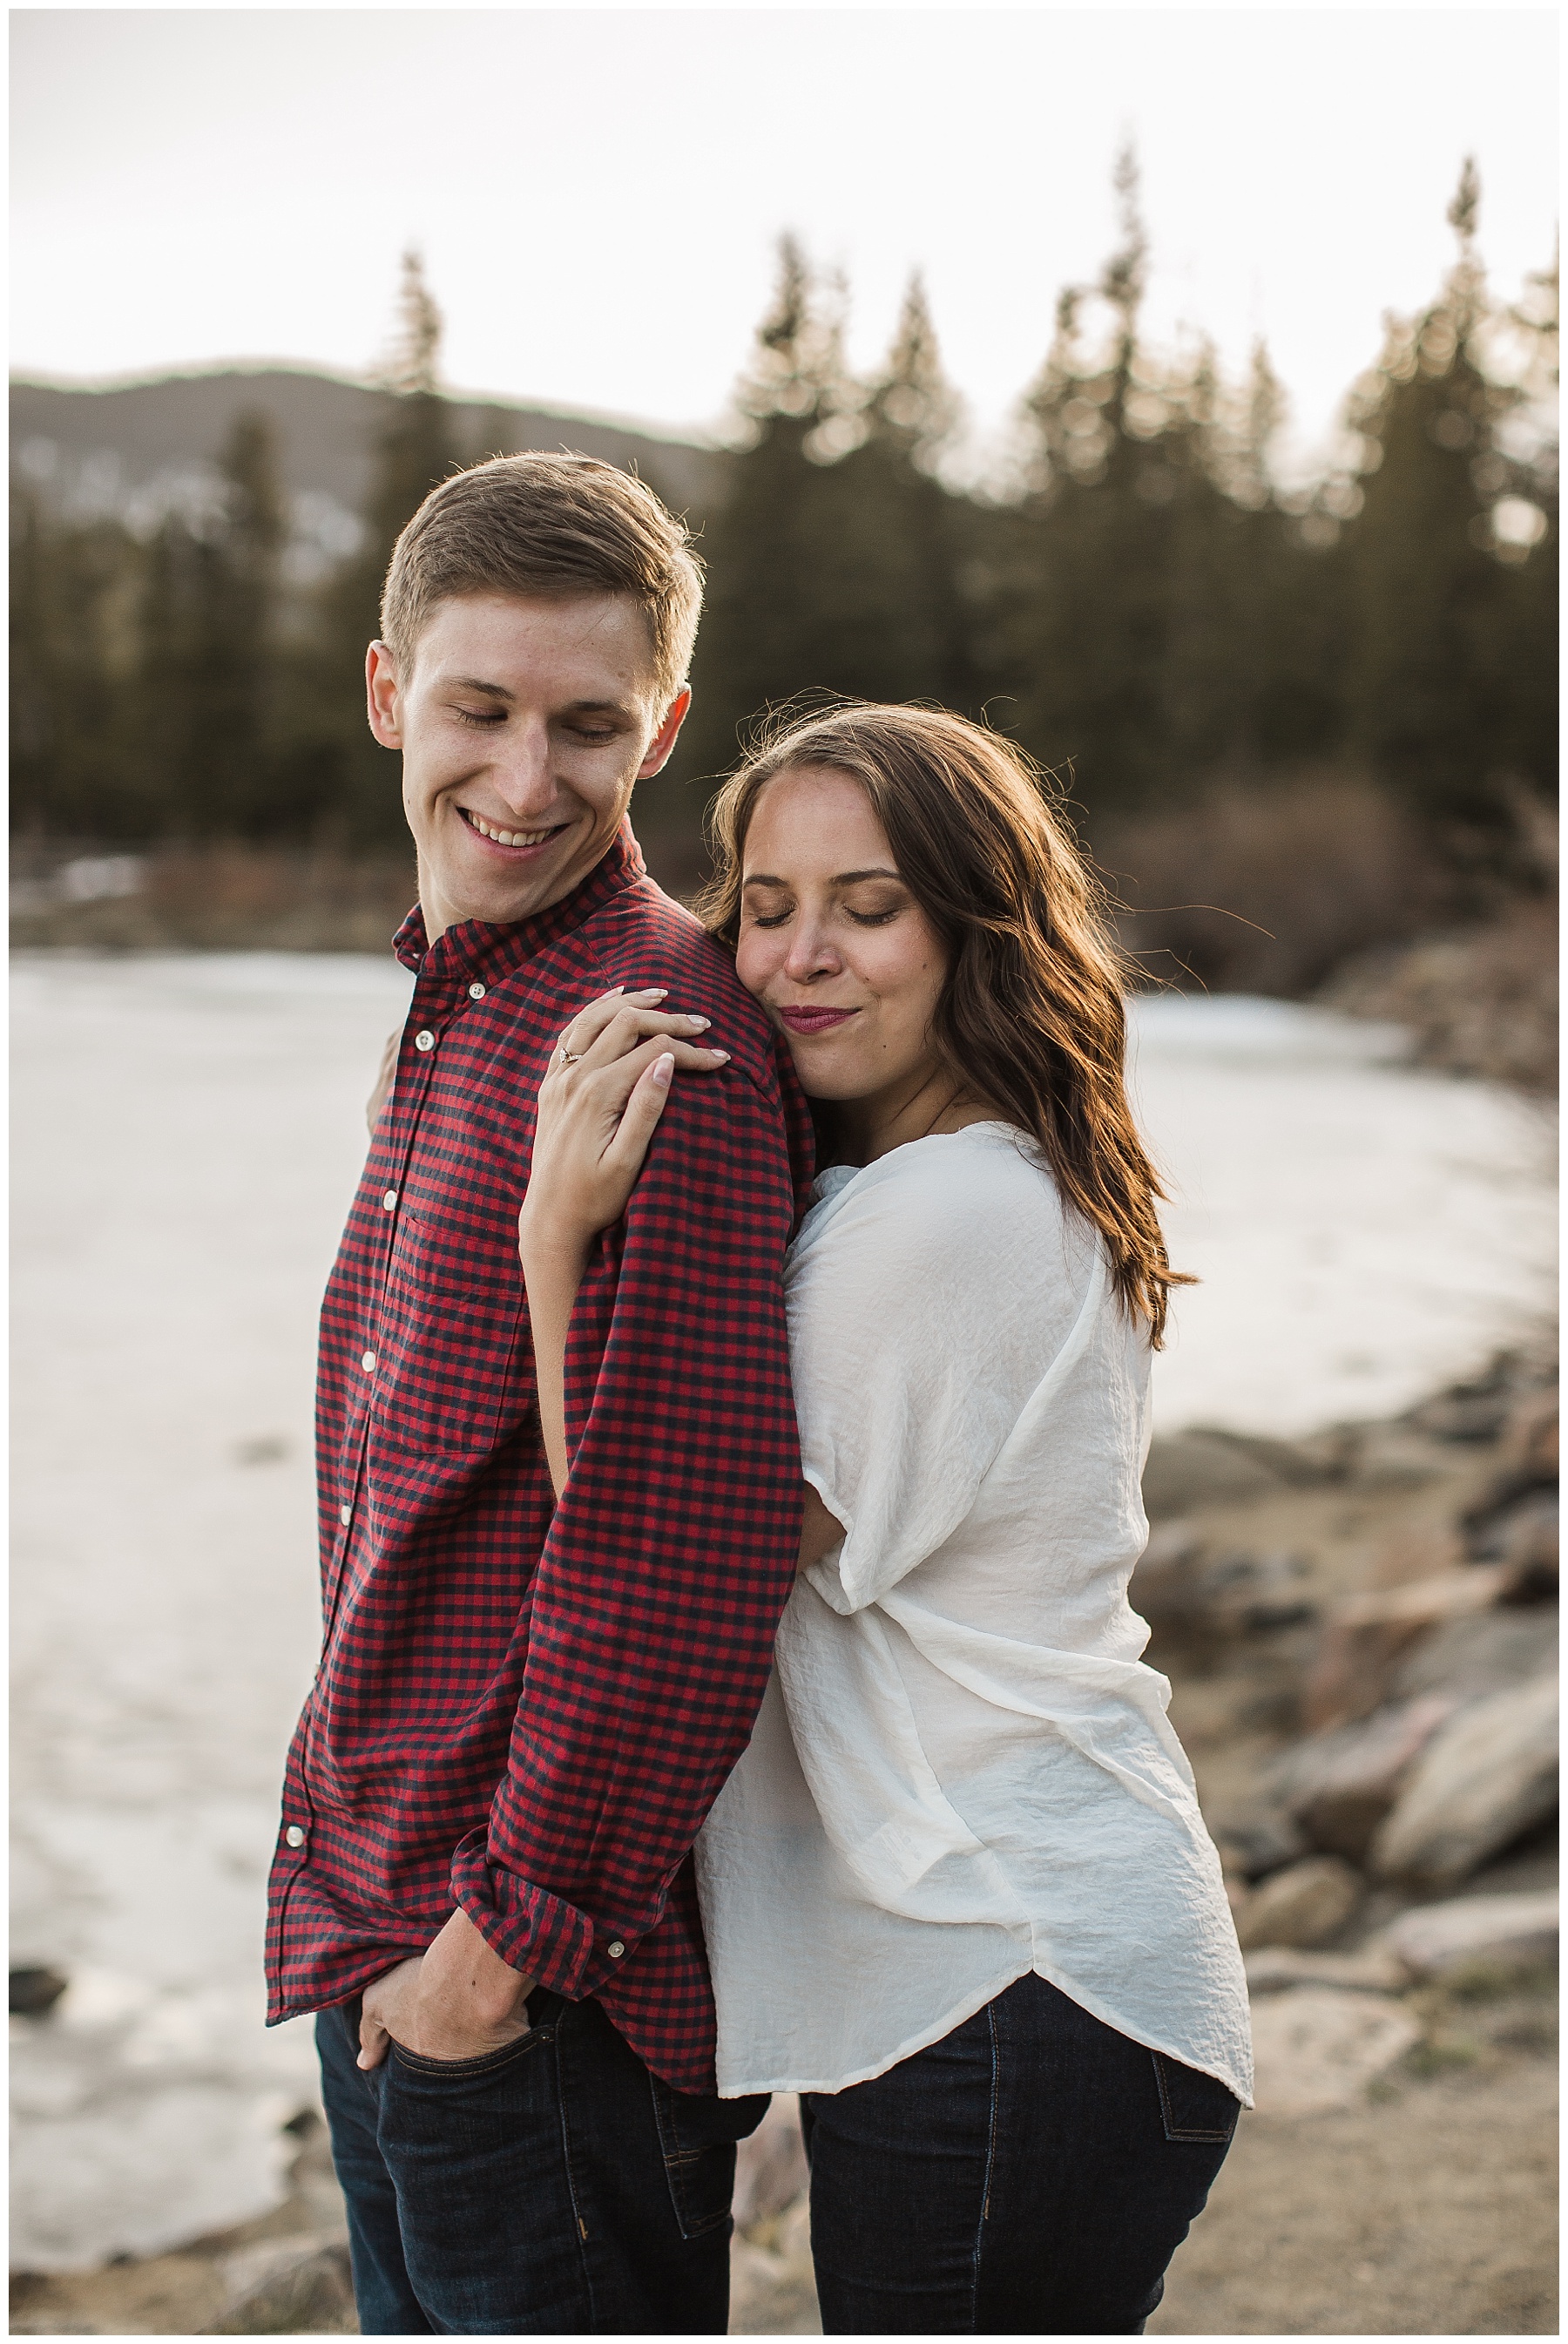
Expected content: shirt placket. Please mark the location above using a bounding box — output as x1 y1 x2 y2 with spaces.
320 953 471 1638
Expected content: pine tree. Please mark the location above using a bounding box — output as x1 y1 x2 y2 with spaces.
1341 159 1540 851
311 249 462 843
675 237 861 791
1002 146 1248 805
674 244 977 834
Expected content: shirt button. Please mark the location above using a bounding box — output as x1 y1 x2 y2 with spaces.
607 1941 625 1960
468 982 486 1000
415 1029 436 1052
362 1351 376 1372
339 1504 352 1527
284 1826 307 1849
382 1189 398 1211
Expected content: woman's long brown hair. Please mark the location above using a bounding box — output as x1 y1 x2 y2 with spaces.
693 702 1192 1347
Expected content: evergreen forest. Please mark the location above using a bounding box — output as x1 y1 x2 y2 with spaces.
11 160 1558 991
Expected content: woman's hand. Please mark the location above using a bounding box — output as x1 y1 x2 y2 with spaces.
519 988 729 1259
519 988 728 1499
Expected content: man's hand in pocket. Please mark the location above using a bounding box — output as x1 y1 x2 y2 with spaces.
357 1908 535 2069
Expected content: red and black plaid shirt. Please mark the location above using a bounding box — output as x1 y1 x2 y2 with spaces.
266 824 813 2093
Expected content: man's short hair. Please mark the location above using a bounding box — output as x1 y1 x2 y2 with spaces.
380 452 704 706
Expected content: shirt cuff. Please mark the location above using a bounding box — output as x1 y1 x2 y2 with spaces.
449 1829 636 1999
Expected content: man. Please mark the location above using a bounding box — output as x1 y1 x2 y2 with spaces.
266 454 813 2334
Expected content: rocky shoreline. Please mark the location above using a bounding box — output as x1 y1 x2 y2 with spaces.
10 1342 1558 2337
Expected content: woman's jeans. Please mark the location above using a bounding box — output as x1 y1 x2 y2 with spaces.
801 1970 1240 2335
315 1989 767 2334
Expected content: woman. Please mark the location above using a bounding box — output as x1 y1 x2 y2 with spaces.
519 704 1251 2335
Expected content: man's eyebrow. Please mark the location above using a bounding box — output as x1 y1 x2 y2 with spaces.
449 676 514 700
742 867 902 888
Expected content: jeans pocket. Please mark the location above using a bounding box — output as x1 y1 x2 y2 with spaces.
387 2026 545 2084
647 2079 768 2241
1151 2051 1241 2144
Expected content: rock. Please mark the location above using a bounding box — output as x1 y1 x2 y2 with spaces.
730 2196 818 2335
1369 1673 1559 1889
1210 1809 1308 1883
1244 1946 1409 1995
1331 1566 1511 1633
1233 1856 1362 1951
1371 1892 1558 1984
1500 1389 1558 1487
1391 1606 1558 1709
1192 1548 1319 1636
1408 1390 1515 1443
10 1968 68 2017
1129 1521 1206 1626
1345 1426 1443 1492
213 2236 355 2334
1301 1543 1495 1731
1132 1528 1317 1636
733 2094 808 2228
1472 1492 1558 1597
1141 1430 1321 1520
1248 1987 1422 2117
1264 1697 1456 1861
1302 1615 1433 1733
1464 1392 1559 1526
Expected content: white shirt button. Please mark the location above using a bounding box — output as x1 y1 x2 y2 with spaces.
362 1351 376 1372
382 1189 398 1211
340 1504 353 1527
469 982 486 1000
415 1029 436 1052
284 1826 306 1849
607 1941 625 1960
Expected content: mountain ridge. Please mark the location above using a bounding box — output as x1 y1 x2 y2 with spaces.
10 366 728 558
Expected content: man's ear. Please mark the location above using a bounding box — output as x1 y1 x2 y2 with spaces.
367 641 403 749
637 687 693 781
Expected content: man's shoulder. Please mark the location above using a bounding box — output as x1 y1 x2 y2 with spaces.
577 877 779 1091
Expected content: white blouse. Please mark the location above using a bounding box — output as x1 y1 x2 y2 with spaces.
694 1124 1253 2104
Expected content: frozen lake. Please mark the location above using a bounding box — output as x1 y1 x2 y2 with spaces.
10 952 1557 2270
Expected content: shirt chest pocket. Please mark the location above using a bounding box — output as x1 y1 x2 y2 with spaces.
371 1224 530 1461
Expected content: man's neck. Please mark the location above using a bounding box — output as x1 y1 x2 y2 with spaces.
416 831 627 947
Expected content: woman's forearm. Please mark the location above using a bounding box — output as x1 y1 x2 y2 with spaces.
519 1217 593 1500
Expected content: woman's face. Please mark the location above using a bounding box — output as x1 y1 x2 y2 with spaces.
734 764 950 1104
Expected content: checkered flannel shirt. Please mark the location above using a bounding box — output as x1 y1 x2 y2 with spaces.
265 823 814 2093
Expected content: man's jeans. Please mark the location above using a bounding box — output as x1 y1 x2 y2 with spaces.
316 1990 767 2334
801 1970 1241 2334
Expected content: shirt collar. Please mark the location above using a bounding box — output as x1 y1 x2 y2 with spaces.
392 820 649 984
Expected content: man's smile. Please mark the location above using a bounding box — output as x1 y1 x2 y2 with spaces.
458 805 572 855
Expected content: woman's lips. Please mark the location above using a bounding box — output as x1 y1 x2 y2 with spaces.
779 1006 858 1035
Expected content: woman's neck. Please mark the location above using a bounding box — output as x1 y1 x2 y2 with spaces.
830 1064 1000 1169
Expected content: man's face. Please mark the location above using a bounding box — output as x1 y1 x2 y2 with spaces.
367 592 690 938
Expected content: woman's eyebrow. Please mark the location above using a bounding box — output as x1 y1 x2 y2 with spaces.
742 867 902 890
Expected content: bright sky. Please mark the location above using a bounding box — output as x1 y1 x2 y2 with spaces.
10 6 1558 476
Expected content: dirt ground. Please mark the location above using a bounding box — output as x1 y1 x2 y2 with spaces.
10 1972 1557 2338
1149 1995 1558 2337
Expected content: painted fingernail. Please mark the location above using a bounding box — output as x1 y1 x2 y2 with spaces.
632 987 667 999
709 1049 731 1062
685 1015 711 1029
653 1053 674 1084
